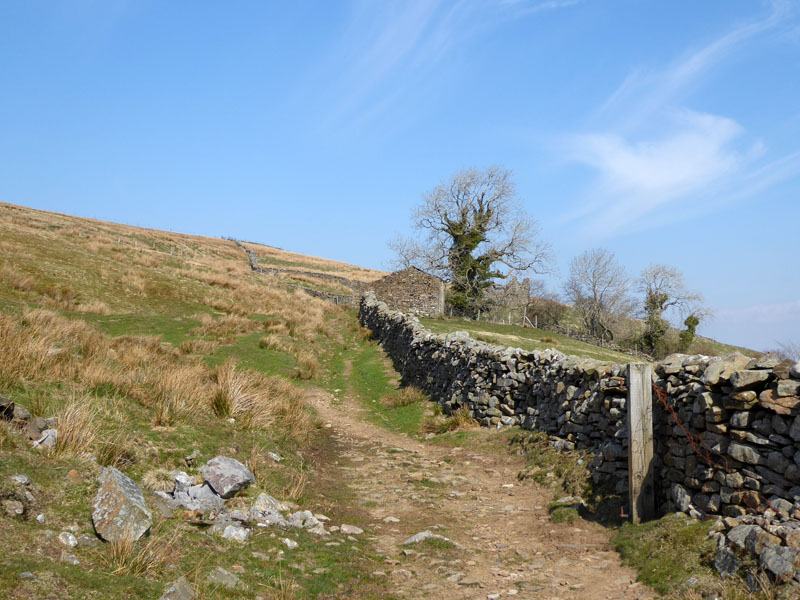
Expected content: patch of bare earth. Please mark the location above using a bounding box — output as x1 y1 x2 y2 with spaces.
307 388 652 600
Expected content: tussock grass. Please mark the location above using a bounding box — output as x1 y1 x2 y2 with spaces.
383 386 427 408
53 399 99 457
141 468 175 492
293 351 319 380
259 334 293 354
191 313 261 339
0 265 36 292
98 528 181 577
422 406 478 434
179 339 218 354
213 362 314 441
96 430 138 470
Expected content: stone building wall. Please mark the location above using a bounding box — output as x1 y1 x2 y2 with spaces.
359 292 800 581
366 267 444 317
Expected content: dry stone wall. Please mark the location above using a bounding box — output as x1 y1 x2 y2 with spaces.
360 292 800 581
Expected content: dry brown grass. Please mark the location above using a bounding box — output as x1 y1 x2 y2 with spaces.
53 399 100 457
383 386 427 408
75 301 112 315
281 467 310 502
0 266 36 292
258 335 293 354
212 362 314 441
293 351 319 380
421 406 478 434
263 571 299 600
185 268 239 289
191 313 261 339
0 308 107 387
98 527 181 577
141 468 175 492
179 339 218 355
96 430 138 470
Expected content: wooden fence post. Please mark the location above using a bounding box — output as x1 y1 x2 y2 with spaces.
627 363 655 523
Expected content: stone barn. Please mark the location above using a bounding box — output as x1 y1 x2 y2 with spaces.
366 266 445 317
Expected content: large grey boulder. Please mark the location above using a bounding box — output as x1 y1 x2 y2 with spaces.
91 467 152 542
201 456 254 499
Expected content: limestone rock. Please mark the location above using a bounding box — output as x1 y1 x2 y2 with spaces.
206 567 239 589
730 369 771 391
714 547 738 578
760 545 800 580
31 429 58 450
340 524 364 535
201 456 254 499
221 524 250 542
159 576 195 600
671 484 691 512
91 467 152 542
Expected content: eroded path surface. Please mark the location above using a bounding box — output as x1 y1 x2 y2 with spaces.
307 388 653 600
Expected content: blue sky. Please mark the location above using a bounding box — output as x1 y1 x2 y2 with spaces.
1 0 798 351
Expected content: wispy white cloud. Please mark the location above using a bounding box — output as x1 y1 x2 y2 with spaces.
561 0 800 238
306 0 580 136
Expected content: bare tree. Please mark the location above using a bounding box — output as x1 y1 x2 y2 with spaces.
638 264 707 356
389 166 550 316
563 248 633 341
764 341 800 362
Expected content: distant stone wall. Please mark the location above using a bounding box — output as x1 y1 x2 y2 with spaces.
366 267 444 317
359 292 800 581
232 240 357 306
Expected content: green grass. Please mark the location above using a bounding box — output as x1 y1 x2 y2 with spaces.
420 317 637 363
349 344 427 436
612 514 715 595
203 332 297 377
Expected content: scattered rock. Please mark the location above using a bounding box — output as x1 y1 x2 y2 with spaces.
184 450 200 468
282 538 298 549
10 475 30 485
91 467 152 542
60 551 80 566
2 499 24 518
206 566 240 589
35 513 46 524
221 524 250 542
19 572 36 580
267 452 282 463
76 533 99 548
340 524 363 535
31 429 58 450
58 532 78 548
201 456 255 499
159 576 195 600
402 530 459 547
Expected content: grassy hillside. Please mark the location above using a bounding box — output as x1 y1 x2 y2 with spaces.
0 202 399 599
421 317 637 363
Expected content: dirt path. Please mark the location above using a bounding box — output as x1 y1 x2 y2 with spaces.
307 386 652 600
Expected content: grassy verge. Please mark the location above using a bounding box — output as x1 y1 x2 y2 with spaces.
420 317 637 363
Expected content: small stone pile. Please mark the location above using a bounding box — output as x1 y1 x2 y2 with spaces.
0 394 59 449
